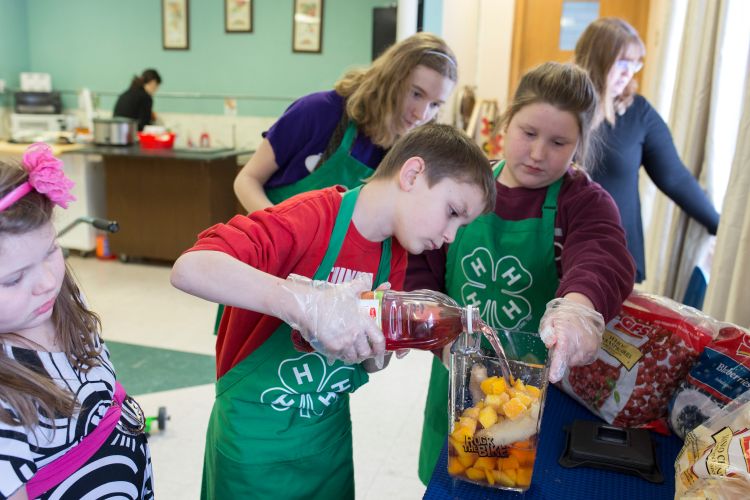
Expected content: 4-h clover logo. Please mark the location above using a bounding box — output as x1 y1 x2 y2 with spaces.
260 352 356 418
459 248 533 330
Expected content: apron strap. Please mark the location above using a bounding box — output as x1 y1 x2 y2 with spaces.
492 160 504 179
337 122 359 154
314 185 391 288
315 186 360 279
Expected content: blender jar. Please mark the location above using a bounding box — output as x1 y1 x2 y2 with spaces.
448 330 550 492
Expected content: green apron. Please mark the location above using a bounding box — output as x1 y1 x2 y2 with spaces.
266 121 374 203
202 186 392 500
214 121 375 335
417 161 562 484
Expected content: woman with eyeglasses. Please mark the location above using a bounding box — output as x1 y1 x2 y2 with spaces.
575 18 719 283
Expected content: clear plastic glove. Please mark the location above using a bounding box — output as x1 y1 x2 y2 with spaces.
539 297 605 383
273 273 385 368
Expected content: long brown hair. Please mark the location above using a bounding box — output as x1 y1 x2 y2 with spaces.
0 160 102 430
499 62 599 170
334 32 457 148
574 17 646 125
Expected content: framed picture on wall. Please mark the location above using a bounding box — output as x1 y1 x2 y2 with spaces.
292 0 324 53
162 0 189 50
225 0 253 33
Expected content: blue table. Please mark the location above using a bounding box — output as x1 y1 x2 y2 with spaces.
424 385 682 499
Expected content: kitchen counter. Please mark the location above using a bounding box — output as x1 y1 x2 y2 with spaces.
0 140 84 157
69 144 250 162
68 145 252 262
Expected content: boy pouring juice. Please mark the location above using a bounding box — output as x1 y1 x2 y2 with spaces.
170 123 496 500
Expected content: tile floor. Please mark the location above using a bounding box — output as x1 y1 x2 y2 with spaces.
68 255 433 499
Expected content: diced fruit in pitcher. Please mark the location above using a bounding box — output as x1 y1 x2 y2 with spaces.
448 377 543 490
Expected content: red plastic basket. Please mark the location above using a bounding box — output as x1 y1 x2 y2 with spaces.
138 132 175 149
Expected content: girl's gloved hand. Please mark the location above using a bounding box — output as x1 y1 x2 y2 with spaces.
539 297 605 383
275 274 386 368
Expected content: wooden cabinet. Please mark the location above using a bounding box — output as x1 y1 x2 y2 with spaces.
82 147 247 262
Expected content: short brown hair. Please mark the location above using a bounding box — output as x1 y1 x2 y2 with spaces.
574 17 645 123
335 32 458 148
500 62 598 170
369 123 496 214
0 159 102 430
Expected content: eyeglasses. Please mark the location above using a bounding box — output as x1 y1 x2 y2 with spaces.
614 58 643 74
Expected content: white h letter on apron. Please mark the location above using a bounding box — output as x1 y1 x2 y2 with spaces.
293 364 313 385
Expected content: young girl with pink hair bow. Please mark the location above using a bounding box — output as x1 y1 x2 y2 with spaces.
0 144 154 499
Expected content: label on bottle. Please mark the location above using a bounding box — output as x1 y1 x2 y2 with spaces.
359 290 383 328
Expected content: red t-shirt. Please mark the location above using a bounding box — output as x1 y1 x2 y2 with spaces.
187 187 406 378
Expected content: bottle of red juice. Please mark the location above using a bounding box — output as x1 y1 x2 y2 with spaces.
359 290 482 351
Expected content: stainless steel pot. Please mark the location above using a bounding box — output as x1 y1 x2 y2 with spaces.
93 117 137 146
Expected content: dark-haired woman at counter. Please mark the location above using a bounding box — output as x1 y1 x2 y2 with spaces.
113 68 162 131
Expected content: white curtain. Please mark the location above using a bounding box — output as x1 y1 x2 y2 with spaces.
703 50 750 328
639 0 722 299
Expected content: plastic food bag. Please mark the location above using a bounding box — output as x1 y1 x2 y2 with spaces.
558 292 717 433
670 324 750 439
674 389 750 499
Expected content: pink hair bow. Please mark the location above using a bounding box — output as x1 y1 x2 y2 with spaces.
0 143 76 211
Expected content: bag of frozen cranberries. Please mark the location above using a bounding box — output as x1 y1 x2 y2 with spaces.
558 292 717 434
669 324 750 439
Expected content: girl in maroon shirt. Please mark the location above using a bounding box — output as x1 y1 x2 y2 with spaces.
407 62 636 485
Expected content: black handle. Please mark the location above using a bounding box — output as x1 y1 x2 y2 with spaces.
90 218 119 233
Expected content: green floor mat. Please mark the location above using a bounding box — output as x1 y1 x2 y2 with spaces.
106 341 215 395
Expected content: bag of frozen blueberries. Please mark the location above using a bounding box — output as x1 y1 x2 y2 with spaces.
669 323 750 439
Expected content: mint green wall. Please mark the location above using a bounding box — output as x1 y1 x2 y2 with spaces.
20 0 388 116
422 0 443 35
0 0 29 101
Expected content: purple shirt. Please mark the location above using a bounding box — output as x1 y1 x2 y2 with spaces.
264 90 387 188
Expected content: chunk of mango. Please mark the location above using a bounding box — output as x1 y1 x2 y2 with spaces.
491 469 516 487
514 392 533 408
497 456 520 471
485 468 496 485
474 456 496 470
502 397 527 420
516 466 533 486
509 447 536 467
462 406 481 419
484 392 510 410
456 449 479 468
465 467 486 481
478 406 498 429
525 384 541 399
457 416 477 435
481 376 508 395
447 456 466 476
451 423 474 443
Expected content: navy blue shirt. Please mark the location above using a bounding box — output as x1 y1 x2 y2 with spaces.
591 95 719 282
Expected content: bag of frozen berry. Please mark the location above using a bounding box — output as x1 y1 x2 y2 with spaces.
558 292 717 434
669 324 750 439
